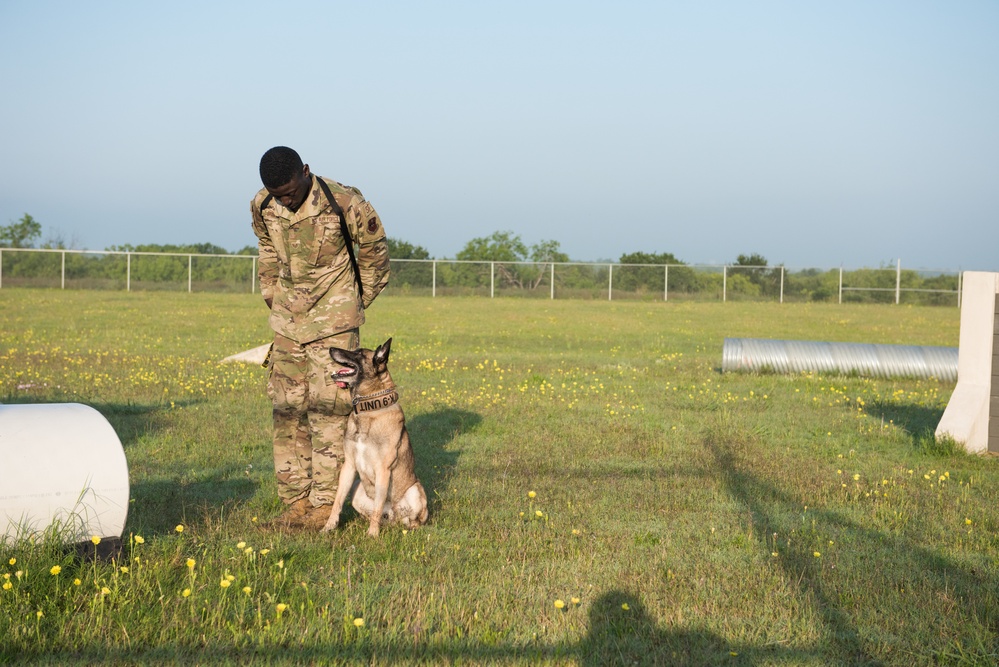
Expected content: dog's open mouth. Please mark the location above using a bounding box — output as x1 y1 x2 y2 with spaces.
333 367 356 389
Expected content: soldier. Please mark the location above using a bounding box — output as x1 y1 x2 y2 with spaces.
251 146 390 529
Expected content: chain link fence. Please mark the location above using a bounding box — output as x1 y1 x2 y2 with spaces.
0 248 961 306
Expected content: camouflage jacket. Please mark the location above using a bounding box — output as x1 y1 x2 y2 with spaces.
251 175 390 344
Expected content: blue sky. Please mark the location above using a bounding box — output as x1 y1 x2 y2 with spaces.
1 1 996 270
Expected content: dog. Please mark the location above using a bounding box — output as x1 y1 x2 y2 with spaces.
322 338 428 537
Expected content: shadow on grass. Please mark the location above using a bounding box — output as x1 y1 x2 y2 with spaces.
89 400 196 448
706 438 999 664
128 469 259 537
15 588 829 665
407 407 480 515
89 399 257 538
867 399 959 454
0 398 191 448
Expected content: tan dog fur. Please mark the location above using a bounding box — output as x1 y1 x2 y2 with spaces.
322 339 428 537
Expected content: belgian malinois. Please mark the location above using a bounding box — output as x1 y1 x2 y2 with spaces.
322 338 428 537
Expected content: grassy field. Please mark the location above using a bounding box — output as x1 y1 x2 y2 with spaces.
0 290 996 665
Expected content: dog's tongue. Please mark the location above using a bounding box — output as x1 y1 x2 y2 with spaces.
334 368 353 389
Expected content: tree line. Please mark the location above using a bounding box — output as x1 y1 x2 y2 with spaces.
0 214 959 303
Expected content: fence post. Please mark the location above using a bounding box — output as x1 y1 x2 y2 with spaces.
432 260 436 298
780 266 784 304
127 253 131 292
0 249 3 289
550 263 554 300
490 262 495 298
958 271 963 308
895 259 902 306
664 265 669 302
188 255 193 293
251 256 256 294
723 266 727 302
61 251 66 289
838 266 843 304
608 264 613 301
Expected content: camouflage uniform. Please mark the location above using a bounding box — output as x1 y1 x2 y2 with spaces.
251 175 390 507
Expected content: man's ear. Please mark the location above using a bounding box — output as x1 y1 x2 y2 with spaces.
302 164 311 178
374 338 393 367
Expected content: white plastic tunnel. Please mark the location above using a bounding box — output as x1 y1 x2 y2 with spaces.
0 403 129 543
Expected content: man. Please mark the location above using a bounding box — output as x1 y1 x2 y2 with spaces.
251 146 390 529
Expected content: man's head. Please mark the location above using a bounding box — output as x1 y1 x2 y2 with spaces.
259 146 312 212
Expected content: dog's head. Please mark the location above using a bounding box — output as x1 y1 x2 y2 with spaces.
330 338 393 392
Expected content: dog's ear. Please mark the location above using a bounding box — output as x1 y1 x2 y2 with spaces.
373 338 392 367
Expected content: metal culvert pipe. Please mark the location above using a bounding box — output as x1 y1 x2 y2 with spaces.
0 403 129 543
722 338 958 381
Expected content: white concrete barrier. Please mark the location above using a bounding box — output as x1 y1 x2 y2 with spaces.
935 271 999 454
0 403 129 542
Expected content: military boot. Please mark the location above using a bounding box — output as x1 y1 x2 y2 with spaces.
264 497 312 529
299 504 335 531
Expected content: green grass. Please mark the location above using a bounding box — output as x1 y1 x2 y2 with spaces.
0 290 995 665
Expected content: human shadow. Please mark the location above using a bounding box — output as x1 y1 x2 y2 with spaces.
579 589 738 666
19 587 814 665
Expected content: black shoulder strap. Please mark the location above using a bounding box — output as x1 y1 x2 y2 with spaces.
316 177 363 302
257 182 363 301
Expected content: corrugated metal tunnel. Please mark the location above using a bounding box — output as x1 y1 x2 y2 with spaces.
722 338 958 381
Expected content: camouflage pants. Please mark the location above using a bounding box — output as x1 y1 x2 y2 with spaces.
266 330 359 506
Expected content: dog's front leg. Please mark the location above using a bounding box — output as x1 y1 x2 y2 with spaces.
367 465 391 537
322 458 358 534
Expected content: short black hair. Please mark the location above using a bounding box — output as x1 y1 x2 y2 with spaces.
259 146 303 189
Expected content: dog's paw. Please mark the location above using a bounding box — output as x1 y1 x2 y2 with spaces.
367 523 380 538
320 519 339 534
